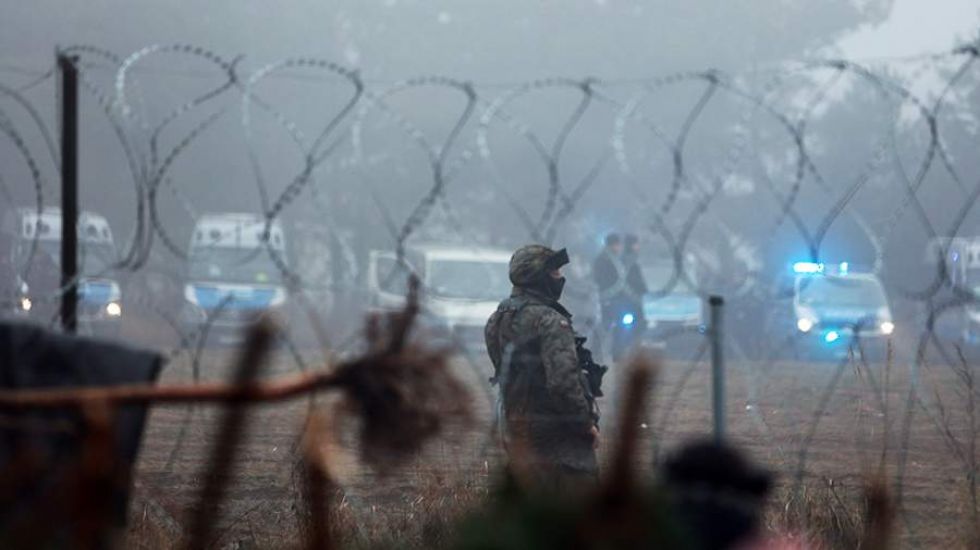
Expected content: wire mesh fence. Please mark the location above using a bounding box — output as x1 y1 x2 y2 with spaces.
1 41 980 546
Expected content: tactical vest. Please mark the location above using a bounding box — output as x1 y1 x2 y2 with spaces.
488 294 536 388
488 293 598 417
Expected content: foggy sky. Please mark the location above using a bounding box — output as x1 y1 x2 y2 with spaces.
2 0 976 83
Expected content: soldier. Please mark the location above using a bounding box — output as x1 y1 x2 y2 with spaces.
621 233 648 349
623 234 647 303
592 233 626 330
485 245 600 492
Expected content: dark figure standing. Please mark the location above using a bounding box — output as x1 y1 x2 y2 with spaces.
622 234 647 303
621 234 648 340
592 233 626 331
485 245 600 492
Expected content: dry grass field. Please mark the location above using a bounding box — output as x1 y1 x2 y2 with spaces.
121 330 980 548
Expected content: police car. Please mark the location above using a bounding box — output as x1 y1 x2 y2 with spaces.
776 261 894 359
2 207 123 336
368 243 512 348
639 261 704 347
181 213 288 345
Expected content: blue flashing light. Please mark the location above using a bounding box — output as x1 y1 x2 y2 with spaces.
793 261 824 274
839 262 849 275
621 313 635 326
824 331 840 343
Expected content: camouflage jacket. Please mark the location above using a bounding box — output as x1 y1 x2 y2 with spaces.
485 287 597 472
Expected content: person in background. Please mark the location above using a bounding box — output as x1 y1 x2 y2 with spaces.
621 233 648 349
592 233 625 334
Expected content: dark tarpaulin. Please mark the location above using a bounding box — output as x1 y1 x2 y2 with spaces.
0 321 163 543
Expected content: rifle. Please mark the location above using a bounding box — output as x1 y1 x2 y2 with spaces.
575 335 608 398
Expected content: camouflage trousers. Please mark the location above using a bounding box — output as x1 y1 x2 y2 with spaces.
496 394 599 494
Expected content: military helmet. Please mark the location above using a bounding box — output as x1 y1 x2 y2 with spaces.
509 245 569 286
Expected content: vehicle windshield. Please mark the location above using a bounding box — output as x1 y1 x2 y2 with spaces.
798 276 887 310
188 247 282 285
427 259 511 301
21 240 117 276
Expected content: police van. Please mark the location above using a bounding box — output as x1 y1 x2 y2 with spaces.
181 213 288 344
367 243 512 348
772 261 895 359
2 207 123 336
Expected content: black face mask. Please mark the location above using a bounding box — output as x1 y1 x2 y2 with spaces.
542 274 566 301
542 248 570 300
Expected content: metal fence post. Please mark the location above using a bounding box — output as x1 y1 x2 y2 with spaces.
709 295 725 443
58 53 79 333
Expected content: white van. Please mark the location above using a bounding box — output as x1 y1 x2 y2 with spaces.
181 213 288 343
2 207 122 334
368 244 512 347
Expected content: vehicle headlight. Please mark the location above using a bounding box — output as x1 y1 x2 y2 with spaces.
880 321 895 335
796 305 818 333
796 317 814 333
106 301 122 317
20 297 32 312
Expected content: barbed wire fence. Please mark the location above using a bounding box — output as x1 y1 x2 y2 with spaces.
1 41 980 545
